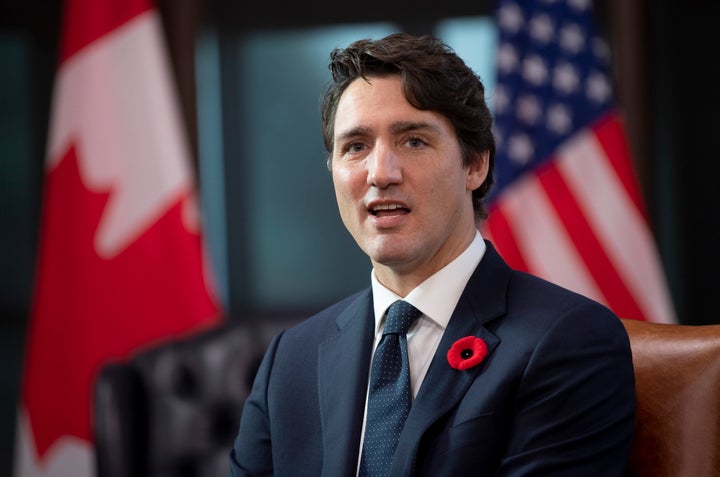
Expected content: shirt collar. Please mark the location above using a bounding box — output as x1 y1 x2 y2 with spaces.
371 231 486 333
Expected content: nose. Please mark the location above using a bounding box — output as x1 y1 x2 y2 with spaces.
367 143 402 188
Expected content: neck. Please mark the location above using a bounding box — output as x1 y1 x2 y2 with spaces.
373 228 477 297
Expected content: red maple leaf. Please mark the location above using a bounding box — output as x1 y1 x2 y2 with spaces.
22 144 221 458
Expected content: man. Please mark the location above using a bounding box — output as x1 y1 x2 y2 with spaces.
229 33 635 476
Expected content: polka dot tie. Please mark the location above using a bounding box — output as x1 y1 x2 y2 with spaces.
359 300 422 477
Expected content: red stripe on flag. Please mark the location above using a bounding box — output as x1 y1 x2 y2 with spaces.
484 202 530 273
535 158 647 321
592 114 648 221
60 0 152 63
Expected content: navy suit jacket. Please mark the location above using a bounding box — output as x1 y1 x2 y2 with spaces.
229 242 635 476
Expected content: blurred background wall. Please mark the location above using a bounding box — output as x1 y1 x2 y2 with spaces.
2 0 719 474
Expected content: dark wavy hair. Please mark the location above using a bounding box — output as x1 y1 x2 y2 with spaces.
320 32 496 221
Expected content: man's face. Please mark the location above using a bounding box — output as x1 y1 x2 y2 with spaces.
330 75 487 292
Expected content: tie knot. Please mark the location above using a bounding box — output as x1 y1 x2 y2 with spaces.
383 300 422 336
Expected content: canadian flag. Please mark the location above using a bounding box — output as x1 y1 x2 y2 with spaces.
14 0 222 476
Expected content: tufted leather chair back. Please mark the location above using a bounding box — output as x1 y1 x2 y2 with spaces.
93 320 295 477
621 318 720 477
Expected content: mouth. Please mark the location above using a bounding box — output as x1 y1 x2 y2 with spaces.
369 202 410 217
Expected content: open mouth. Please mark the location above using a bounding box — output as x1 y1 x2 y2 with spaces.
370 203 410 217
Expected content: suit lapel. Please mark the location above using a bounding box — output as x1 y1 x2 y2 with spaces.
392 242 511 475
318 289 374 477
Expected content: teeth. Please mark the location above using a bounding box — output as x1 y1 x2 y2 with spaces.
373 203 401 211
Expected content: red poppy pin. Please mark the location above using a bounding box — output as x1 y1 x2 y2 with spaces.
447 336 488 370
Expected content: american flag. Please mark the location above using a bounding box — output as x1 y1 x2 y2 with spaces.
482 0 676 323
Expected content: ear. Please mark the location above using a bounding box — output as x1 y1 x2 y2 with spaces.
466 150 489 191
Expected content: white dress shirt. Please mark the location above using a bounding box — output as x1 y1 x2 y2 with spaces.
369 230 486 397
356 231 486 473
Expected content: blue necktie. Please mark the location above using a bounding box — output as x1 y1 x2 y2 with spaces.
359 300 422 477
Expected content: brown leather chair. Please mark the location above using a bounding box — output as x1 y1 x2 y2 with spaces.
621 318 720 477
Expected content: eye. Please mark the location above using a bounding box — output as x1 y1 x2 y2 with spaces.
339 141 366 155
348 142 366 153
407 137 426 148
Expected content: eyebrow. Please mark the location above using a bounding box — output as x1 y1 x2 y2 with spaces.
335 120 442 144
389 120 440 135
335 125 372 145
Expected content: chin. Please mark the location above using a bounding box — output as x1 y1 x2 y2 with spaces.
369 249 414 268
363 235 417 263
